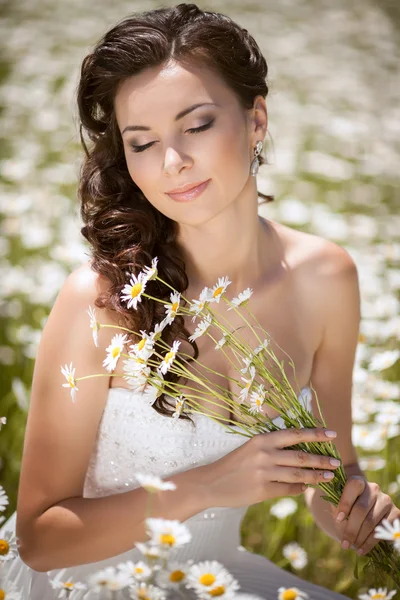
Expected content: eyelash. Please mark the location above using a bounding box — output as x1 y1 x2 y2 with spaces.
129 119 215 153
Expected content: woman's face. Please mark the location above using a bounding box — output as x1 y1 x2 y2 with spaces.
114 60 263 226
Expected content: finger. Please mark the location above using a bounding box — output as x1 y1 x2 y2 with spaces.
270 482 307 498
354 497 393 552
340 486 375 550
334 476 366 524
270 427 338 449
359 510 398 555
275 449 341 471
271 465 336 485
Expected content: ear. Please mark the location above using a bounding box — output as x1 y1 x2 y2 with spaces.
250 95 268 140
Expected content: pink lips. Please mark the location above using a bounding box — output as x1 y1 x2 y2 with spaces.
166 179 211 202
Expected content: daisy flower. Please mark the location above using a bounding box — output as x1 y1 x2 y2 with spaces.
118 559 153 582
142 383 162 407
0 529 18 561
121 272 147 310
123 361 151 391
145 518 192 550
164 291 181 325
369 349 400 372
189 287 212 321
135 541 165 561
270 498 298 519
227 287 253 311
49 574 87 594
278 587 309 600
158 340 181 375
188 314 212 343
209 276 231 303
0 416 6 430
0 484 9 512
142 257 159 282
185 560 239 598
254 338 269 354
248 383 266 414
172 395 186 419
86 305 100 347
135 473 176 493
151 319 169 341
154 560 193 590
87 566 133 592
60 362 79 402
215 335 228 350
129 581 166 600
374 517 400 551
103 333 128 373
358 588 397 600
239 365 256 403
282 542 308 569
129 332 154 360
240 356 253 375
0 581 22 600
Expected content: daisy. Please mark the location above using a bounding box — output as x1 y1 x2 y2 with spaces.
189 287 212 321
142 257 159 282
172 395 186 419
87 566 133 592
135 474 176 493
123 361 151 392
270 498 298 519
282 542 308 569
374 517 400 551
129 581 166 600
0 416 6 430
142 383 162 407
60 362 79 402
254 338 269 354
227 287 253 311
209 276 231 303
358 588 397 600
86 305 100 347
49 574 87 594
121 272 147 310
145 518 192 550
158 340 181 375
129 332 154 360
118 559 153 582
0 484 9 512
188 314 212 343
154 560 193 590
0 581 22 600
164 291 181 325
248 384 267 414
0 529 18 561
151 319 169 341
135 541 165 561
239 365 256 403
215 335 228 350
278 587 309 600
240 356 253 375
369 349 400 372
186 560 239 598
103 333 128 372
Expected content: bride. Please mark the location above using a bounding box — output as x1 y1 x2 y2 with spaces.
1 3 399 599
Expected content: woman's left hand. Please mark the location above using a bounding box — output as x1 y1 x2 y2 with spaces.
330 475 400 555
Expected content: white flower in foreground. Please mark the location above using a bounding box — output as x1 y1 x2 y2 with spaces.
0 416 6 430
142 257 159 282
129 581 166 600
215 334 228 350
158 340 181 375
0 581 22 600
239 365 256 403
189 287 212 321
240 356 253 375
121 272 147 310
209 276 231 303
142 383 162 407
248 384 267 414
254 338 269 354
118 559 153 582
103 333 128 372
60 362 79 402
374 517 400 551
151 319 169 340
154 560 193 589
86 305 100 347
164 291 181 325
88 566 133 591
227 287 253 310
270 498 298 519
146 518 192 550
0 484 9 512
123 361 151 391
135 541 165 560
369 349 400 372
49 574 87 593
135 473 176 493
358 587 397 600
278 587 309 600
172 395 186 419
188 313 212 342
0 529 18 561
186 560 239 598
282 542 308 569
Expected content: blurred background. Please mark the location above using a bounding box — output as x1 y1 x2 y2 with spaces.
0 0 399 596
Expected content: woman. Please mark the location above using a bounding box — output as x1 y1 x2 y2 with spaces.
1 3 399 598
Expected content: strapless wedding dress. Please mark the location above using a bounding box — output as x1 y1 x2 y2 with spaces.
0 387 348 599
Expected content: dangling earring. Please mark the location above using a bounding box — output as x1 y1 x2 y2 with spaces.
250 140 263 176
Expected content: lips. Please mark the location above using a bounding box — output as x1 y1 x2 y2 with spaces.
166 180 209 194
165 179 211 202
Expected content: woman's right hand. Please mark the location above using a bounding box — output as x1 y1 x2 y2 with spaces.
197 427 340 507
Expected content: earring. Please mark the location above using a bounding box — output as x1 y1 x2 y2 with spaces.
250 140 263 176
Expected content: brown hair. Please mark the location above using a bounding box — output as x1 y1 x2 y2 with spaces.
76 3 274 420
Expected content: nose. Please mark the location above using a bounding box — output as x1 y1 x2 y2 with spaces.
163 146 192 176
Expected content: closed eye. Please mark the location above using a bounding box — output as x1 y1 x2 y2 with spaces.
129 119 215 153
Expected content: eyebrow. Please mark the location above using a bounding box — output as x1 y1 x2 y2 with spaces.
121 102 219 135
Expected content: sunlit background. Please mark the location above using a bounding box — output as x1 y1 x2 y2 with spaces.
0 0 399 596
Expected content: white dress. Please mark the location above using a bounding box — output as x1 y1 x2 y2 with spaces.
0 386 348 599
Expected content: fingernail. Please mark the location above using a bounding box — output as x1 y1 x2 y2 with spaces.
342 540 350 550
330 458 341 467
336 511 346 522
325 430 337 438
324 471 334 479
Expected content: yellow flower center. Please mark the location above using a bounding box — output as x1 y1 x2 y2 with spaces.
138 339 146 351
165 351 174 364
160 533 176 546
67 374 75 388
0 590 5 600
170 569 185 582
213 286 223 298
111 346 121 359
0 539 9 555
393 532 400 539
256 399 261 406
135 567 144 574
358 333 366 343
171 301 179 313
98 579 108 586
138 589 150 600
209 585 226 597
371 595 385 599
64 582 74 589
199 573 216 586
282 589 298 600
130 283 143 298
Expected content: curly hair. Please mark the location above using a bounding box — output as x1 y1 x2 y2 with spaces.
76 2 274 421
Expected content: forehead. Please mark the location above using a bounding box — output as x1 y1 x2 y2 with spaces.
114 61 236 127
